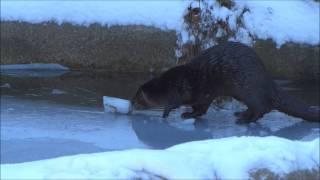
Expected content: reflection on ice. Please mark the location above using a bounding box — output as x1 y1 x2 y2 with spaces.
131 107 319 149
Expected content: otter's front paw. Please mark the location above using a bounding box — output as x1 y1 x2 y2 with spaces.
181 112 193 119
162 112 169 118
234 111 245 117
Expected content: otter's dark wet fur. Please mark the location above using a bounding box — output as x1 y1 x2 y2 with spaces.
132 42 319 123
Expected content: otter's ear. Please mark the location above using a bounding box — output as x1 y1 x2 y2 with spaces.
131 87 148 103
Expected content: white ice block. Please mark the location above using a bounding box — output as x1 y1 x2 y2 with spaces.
103 96 132 114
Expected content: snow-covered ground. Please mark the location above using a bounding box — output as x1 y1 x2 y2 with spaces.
1 0 319 47
1 136 319 179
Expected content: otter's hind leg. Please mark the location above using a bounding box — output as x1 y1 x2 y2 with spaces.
181 102 211 119
236 97 271 124
234 109 253 120
163 103 181 118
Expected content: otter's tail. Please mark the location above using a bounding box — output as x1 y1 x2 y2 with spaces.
273 89 319 122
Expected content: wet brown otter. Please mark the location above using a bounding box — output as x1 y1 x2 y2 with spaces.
132 42 319 123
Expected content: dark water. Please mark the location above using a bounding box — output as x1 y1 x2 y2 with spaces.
1 70 319 164
1 70 319 107
1 70 151 107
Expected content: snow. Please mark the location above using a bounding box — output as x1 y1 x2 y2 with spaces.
103 96 132 114
0 1 187 31
1 1 318 47
1 136 319 179
196 0 319 47
236 0 320 47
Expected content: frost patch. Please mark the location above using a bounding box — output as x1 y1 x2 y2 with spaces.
0 63 69 70
51 89 67 95
0 83 11 88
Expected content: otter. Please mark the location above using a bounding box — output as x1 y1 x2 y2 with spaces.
132 42 319 123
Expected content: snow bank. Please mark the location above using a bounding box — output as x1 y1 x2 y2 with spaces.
1 0 318 47
1 136 319 179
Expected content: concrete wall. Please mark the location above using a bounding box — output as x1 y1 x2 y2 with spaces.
1 21 177 72
1 21 319 81
254 40 319 81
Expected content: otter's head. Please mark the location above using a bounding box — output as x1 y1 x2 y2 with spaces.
132 77 168 110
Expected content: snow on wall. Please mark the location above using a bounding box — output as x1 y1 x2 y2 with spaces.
236 0 320 46
183 0 319 48
1 0 319 48
1 136 319 179
0 1 187 30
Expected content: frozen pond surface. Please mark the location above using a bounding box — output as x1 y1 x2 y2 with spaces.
1 70 319 164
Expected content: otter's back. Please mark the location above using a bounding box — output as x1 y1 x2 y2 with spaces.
186 42 274 95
